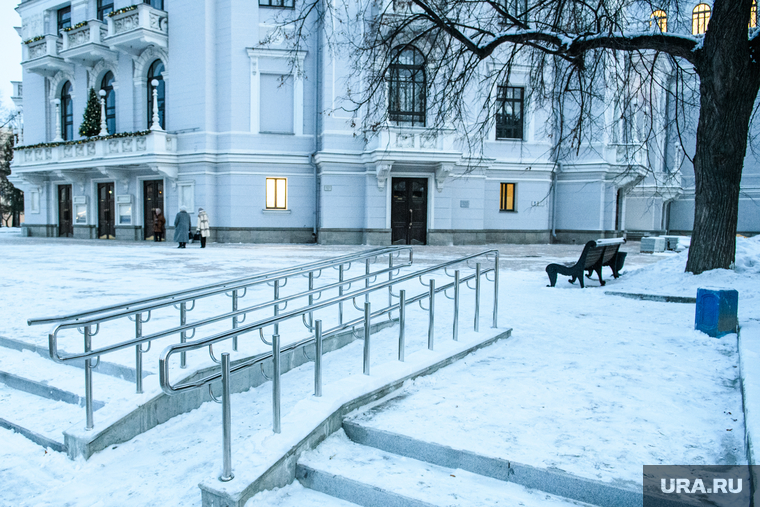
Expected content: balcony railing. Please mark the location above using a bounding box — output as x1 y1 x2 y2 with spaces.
60 20 115 65
12 131 177 170
22 34 72 77
106 3 168 55
365 126 458 153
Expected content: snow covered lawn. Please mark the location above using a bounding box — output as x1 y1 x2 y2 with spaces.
0 235 756 506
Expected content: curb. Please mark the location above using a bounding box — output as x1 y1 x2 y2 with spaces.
0 370 104 410
0 417 67 453
604 292 696 304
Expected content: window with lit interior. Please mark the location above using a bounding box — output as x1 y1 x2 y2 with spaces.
692 3 710 34
266 178 287 209
499 183 516 212
651 10 667 32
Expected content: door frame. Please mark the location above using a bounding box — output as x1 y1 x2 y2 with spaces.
386 173 434 244
96 181 116 239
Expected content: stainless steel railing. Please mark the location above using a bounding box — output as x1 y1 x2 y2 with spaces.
158 250 500 481
36 247 413 430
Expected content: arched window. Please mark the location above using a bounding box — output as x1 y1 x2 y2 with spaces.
61 81 73 141
692 3 711 35
101 71 116 135
751 0 757 28
147 60 165 129
650 9 667 33
388 46 426 126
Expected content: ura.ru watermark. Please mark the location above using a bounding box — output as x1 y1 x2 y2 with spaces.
643 465 755 507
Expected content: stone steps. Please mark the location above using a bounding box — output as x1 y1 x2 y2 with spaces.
297 430 597 507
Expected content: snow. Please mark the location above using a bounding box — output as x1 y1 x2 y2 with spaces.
0 235 757 506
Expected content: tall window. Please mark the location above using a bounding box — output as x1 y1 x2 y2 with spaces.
101 72 116 135
259 0 295 7
651 10 667 32
266 178 287 209
692 3 710 35
57 6 71 32
388 46 426 126
495 86 524 140
147 60 165 129
751 1 757 28
144 0 164 9
97 0 114 20
61 81 73 141
499 183 516 212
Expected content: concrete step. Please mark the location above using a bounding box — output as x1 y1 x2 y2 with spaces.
244 483 362 507
341 420 641 507
297 430 595 507
0 335 149 382
0 381 83 452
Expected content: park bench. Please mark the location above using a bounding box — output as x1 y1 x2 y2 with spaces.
545 238 626 288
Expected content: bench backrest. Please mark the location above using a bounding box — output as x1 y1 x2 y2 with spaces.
599 242 621 264
579 241 605 269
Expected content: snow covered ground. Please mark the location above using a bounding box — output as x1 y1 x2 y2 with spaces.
0 235 756 506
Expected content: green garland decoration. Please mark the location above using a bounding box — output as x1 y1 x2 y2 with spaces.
14 131 153 151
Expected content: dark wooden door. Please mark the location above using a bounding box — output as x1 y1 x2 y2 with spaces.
143 180 164 240
58 184 73 237
391 178 428 245
98 182 115 239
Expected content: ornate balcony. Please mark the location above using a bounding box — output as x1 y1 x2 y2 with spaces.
11 131 178 181
365 126 459 155
105 3 168 55
22 34 73 77
60 20 117 65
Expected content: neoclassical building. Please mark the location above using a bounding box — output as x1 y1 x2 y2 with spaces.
8 0 760 244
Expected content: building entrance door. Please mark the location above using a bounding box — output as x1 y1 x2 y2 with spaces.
58 184 73 237
143 180 164 240
391 177 428 245
98 182 115 239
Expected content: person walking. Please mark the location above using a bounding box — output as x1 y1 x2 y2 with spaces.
153 208 166 242
174 206 191 248
196 208 210 248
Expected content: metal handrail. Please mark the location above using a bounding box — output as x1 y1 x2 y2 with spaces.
158 250 500 481
40 247 413 431
28 246 412 326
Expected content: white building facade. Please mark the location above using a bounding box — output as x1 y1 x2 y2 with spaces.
9 0 760 244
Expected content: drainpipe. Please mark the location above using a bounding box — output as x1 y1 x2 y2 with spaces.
310 0 323 243
551 162 561 241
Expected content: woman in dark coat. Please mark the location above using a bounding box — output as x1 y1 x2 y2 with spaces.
153 208 166 242
173 206 191 248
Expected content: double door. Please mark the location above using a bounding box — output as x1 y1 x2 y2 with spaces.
98 182 115 239
143 180 164 240
391 178 428 245
58 185 73 237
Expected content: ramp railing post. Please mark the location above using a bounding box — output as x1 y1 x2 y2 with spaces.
274 280 280 336
308 272 314 328
365 258 370 304
314 320 322 397
135 313 143 394
388 254 394 308
363 302 371 375
493 253 499 328
428 279 435 350
84 325 94 430
398 290 406 362
180 302 187 368
272 333 281 433
453 270 460 341
232 290 239 351
219 352 234 482
338 264 344 325
474 263 481 332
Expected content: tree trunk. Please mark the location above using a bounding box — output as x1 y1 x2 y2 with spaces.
686 0 760 274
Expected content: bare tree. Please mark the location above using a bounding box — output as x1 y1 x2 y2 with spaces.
279 0 757 274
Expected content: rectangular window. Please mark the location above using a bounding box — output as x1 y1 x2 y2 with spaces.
97 0 114 20
266 178 287 209
496 86 524 140
144 0 164 9
499 183 516 212
259 0 295 7
177 182 195 214
260 74 295 134
57 6 71 32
